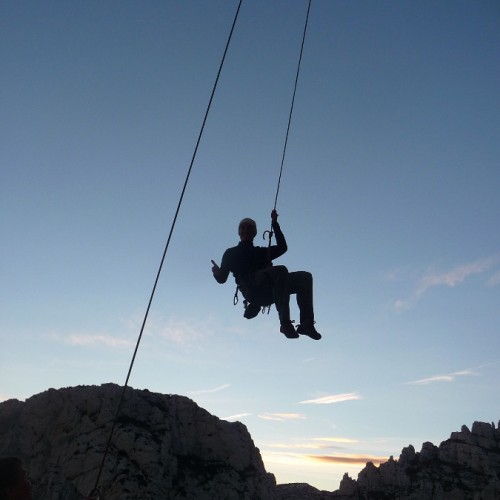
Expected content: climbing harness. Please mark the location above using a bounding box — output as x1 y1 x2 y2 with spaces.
91 0 243 494
234 285 271 317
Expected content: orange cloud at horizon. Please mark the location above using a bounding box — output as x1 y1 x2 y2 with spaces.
261 450 389 469
309 454 388 466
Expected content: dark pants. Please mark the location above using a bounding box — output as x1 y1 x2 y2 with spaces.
240 265 314 325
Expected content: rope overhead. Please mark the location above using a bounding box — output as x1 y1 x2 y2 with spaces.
91 1 244 494
273 0 312 211
262 0 312 259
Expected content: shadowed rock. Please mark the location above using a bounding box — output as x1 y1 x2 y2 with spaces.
330 421 500 500
0 384 277 499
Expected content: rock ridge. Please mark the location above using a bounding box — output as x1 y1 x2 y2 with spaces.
328 420 500 500
0 384 277 499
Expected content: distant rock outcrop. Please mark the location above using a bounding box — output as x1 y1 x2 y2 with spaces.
276 482 333 499
0 384 499 499
330 421 500 500
0 384 277 499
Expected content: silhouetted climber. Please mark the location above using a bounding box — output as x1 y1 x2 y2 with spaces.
211 210 321 340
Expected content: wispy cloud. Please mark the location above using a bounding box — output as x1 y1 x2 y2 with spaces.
407 369 479 385
258 413 306 421
416 257 499 293
189 384 230 395
48 312 201 350
50 332 133 348
222 413 252 421
313 437 360 445
153 316 207 346
301 357 316 364
120 313 211 348
298 392 361 405
487 271 500 287
393 254 500 311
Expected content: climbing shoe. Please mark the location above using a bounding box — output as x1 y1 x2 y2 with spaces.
280 322 299 339
297 321 322 340
244 302 261 320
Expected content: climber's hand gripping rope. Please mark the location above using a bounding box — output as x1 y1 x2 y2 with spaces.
263 209 279 245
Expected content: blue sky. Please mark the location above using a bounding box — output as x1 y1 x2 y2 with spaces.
1 0 499 491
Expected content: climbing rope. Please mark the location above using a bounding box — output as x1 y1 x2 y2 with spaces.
265 0 312 250
273 0 312 211
91 1 244 495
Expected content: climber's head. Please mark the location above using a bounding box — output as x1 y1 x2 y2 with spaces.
238 218 257 242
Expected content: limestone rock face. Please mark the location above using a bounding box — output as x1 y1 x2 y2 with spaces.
332 421 500 500
0 384 277 500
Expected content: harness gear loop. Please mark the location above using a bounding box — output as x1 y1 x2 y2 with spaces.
233 286 240 305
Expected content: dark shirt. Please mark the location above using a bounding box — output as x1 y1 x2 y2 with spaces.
216 221 287 284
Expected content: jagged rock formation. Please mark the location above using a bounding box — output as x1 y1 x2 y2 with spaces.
331 421 500 500
0 384 499 499
0 384 277 499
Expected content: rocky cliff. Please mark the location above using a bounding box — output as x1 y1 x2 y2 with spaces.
0 384 499 499
329 420 500 500
0 384 277 499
